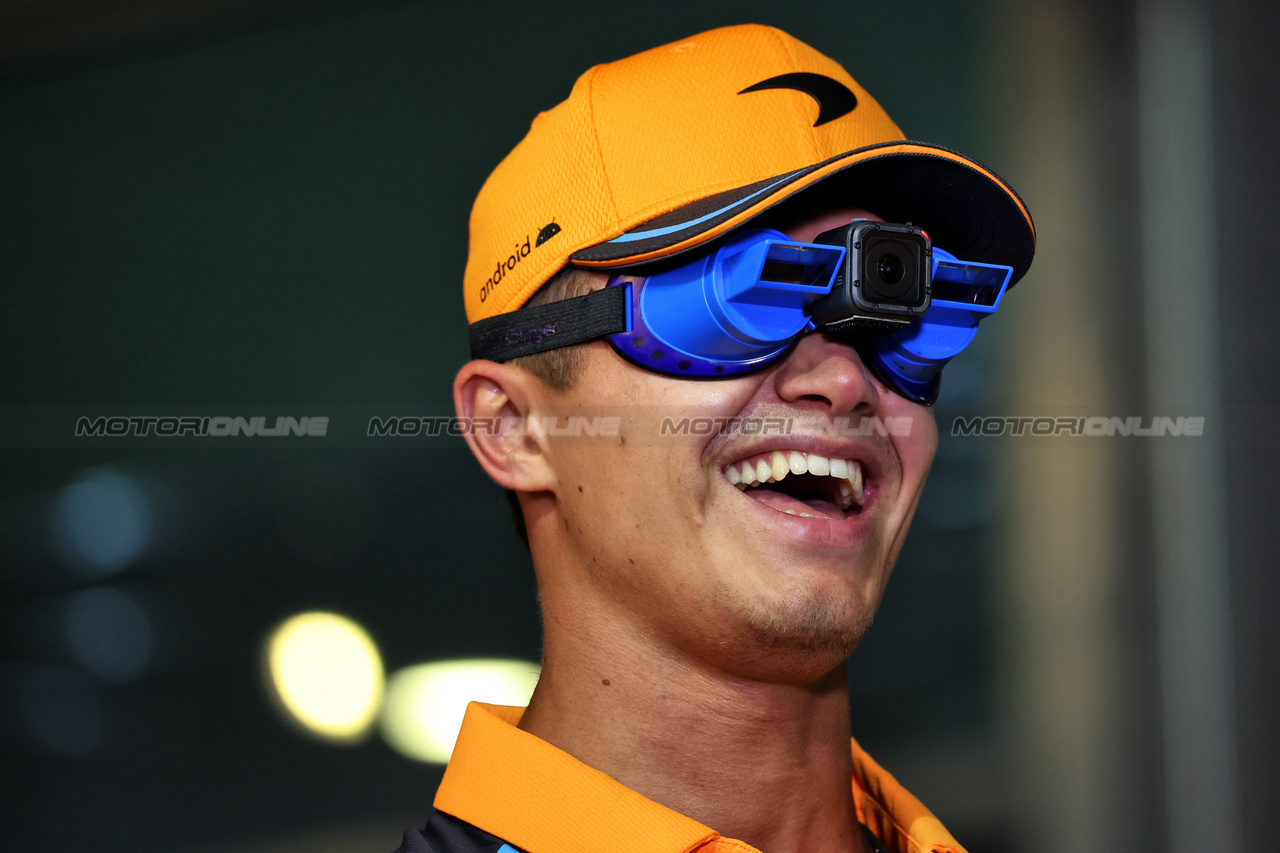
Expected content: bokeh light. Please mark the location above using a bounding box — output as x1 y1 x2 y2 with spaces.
265 612 384 742
54 471 153 575
66 588 153 683
379 659 540 763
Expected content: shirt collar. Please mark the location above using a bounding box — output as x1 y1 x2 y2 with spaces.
434 703 966 853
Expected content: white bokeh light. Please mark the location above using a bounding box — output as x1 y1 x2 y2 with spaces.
379 659 540 763
265 612 384 742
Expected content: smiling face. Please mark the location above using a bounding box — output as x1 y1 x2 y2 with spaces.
521 208 938 684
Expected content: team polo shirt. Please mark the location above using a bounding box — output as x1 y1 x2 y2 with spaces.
395 703 967 853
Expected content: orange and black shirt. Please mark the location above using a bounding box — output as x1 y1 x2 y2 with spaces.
394 704 968 853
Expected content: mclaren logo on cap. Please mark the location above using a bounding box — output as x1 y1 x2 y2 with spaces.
738 72 858 127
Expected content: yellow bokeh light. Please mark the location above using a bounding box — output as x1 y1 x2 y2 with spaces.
266 611 384 742
379 659 540 763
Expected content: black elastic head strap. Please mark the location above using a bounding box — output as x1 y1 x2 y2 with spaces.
468 285 629 362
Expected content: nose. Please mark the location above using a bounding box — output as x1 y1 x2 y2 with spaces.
771 332 881 415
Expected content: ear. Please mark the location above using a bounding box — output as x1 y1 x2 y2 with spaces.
453 360 558 495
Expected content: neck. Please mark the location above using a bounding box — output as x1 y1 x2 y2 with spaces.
519 581 871 853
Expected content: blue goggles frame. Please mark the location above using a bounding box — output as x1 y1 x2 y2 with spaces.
468 223 1014 405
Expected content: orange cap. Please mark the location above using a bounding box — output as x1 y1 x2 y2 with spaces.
464 24 1035 325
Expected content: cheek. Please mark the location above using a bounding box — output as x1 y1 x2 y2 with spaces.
553 440 700 546
910 408 938 473
553 443 717 617
553 353 764 546
894 405 938 500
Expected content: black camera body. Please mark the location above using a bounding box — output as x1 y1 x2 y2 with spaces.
808 220 933 334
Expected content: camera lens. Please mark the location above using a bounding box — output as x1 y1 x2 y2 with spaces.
877 253 904 285
863 238 920 303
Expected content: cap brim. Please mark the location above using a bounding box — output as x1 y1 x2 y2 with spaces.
570 140 1036 286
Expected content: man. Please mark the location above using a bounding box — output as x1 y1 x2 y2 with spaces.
398 24 1034 853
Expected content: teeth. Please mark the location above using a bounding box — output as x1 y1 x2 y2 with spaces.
849 459 864 504
770 450 790 482
784 509 827 519
725 451 866 507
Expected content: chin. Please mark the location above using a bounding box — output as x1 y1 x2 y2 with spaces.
712 588 878 683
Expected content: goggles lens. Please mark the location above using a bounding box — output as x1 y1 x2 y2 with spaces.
607 229 845 378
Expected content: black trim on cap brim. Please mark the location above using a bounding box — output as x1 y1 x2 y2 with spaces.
570 140 1036 286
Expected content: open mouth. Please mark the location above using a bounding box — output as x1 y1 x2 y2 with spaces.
724 450 865 520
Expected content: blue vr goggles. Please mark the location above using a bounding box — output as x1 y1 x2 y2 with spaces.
468 220 1014 405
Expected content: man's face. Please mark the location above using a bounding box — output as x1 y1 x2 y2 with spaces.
532 207 938 683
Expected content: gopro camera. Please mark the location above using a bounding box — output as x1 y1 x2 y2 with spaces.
807 220 932 334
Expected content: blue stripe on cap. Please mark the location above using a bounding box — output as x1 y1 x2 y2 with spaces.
604 175 795 244
497 846 522 853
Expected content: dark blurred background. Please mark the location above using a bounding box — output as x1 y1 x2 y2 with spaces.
1 1 1276 851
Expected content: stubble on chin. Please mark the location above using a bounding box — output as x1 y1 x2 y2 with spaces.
713 586 877 677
